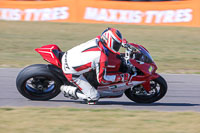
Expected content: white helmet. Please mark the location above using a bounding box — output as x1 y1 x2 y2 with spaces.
100 28 122 53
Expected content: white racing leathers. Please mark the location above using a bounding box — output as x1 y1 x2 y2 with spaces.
61 38 118 101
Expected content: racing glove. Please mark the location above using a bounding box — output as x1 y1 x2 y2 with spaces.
122 38 128 48
115 73 130 82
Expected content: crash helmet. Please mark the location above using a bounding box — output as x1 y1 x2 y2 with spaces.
100 28 122 53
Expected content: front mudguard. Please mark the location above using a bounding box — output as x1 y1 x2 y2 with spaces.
142 73 160 92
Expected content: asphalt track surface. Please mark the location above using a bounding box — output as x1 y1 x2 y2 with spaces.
0 68 200 112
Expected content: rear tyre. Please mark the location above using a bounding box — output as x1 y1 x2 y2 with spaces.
125 75 167 103
16 64 62 100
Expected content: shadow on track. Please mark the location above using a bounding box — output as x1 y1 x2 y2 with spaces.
48 100 199 107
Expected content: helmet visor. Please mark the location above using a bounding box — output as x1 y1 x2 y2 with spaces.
113 41 121 52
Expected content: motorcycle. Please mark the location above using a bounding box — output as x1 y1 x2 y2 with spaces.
16 42 167 103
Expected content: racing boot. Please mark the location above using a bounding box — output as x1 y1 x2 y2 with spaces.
60 85 88 100
60 85 78 100
61 85 99 104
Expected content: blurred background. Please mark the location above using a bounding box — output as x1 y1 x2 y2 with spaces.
0 0 200 74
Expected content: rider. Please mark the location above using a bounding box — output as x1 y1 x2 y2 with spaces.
61 28 130 104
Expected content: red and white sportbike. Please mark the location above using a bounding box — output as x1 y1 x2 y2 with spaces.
16 43 167 103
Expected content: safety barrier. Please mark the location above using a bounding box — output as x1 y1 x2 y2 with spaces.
0 0 200 27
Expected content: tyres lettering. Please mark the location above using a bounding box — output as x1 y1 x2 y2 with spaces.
0 7 69 21
84 7 193 24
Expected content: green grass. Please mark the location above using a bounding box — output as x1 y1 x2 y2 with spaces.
0 107 199 133
0 20 200 73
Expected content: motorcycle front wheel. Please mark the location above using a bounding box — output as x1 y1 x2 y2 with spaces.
125 75 167 103
16 64 62 100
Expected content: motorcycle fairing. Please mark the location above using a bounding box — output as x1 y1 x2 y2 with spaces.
35 44 63 68
97 79 146 98
104 42 160 93
128 59 159 92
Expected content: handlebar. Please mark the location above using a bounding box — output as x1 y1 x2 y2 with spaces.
121 43 137 75
122 43 137 52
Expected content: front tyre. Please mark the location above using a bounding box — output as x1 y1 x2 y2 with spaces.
16 64 62 100
125 75 167 103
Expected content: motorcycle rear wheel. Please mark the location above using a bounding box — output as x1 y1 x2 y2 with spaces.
125 75 167 103
16 64 62 100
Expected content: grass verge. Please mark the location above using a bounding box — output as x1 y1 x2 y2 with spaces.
0 21 200 73
0 107 199 133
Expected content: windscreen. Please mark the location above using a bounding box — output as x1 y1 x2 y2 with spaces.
134 46 153 63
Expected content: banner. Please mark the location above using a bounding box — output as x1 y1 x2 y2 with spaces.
0 0 200 27
0 0 77 22
78 0 199 27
